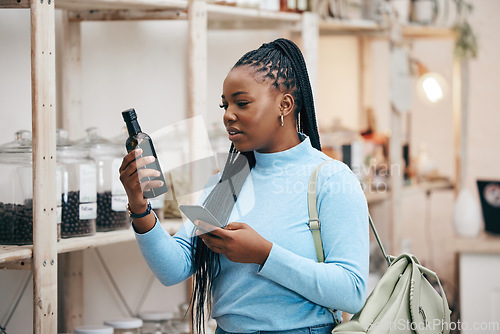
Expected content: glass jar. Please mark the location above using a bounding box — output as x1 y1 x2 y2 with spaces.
57 129 97 238
73 325 114 334
79 128 129 231
0 130 62 244
104 318 143 334
139 311 177 334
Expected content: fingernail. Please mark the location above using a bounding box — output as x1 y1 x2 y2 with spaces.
194 220 199 225
156 171 161 177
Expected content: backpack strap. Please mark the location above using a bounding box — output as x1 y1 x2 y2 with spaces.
307 161 341 325
307 160 391 266
307 161 329 263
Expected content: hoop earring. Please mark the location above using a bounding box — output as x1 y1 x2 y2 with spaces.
280 114 284 127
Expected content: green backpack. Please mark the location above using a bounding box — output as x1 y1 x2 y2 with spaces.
308 161 451 334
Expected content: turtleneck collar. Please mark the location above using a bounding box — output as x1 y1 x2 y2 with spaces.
253 133 317 173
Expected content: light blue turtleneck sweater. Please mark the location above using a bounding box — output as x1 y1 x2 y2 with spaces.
135 133 369 333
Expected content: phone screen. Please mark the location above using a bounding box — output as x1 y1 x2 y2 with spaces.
179 205 226 229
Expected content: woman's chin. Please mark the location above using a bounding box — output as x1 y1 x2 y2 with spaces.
232 142 252 153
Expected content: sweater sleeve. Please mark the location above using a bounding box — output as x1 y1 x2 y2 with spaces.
134 172 221 286
134 215 196 286
257 168 369 314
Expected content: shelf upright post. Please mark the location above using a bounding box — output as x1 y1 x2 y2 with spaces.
187 0 208 122
452 58 466 195
301 12 319 97
187 0 208 203
30 0 58 332
59 10 83 333
187 1 207 327
59 248 84 332
61 10 84 140
59 12 84 332
358 36 373 131
388 21 404 255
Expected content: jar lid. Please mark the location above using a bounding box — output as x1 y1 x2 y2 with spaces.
139 311 175 321
73 325 114 334
81 127 112 146
104 317 143 329
76 127 124 157
0 130 32 153
56 129 74 147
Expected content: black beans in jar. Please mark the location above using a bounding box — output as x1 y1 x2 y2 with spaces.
61 191 96 238
96 191 129 232
0 200 33 245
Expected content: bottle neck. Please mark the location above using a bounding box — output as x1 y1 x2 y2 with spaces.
126 119 142 136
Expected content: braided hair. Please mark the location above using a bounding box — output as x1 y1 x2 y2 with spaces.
190 38 321 333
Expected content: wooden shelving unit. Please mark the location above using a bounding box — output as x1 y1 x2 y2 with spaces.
0 1 460 332
0 220 183 268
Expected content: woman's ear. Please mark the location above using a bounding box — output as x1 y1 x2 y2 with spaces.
280 94 295 117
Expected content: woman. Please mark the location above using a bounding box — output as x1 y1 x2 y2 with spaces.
119 38 369 334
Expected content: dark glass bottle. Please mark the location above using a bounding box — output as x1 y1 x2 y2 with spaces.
122 108 168 199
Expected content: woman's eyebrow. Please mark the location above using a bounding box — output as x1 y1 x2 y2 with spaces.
221 91 249 99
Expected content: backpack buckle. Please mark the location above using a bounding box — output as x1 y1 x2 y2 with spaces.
308 219 321 231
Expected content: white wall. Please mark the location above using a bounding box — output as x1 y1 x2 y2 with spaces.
0 9 32 145
466 0 500 191
1 0 500 331
316 36 360 131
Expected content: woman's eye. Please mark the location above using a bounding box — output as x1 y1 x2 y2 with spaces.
237 101 250 108
219 104 228 110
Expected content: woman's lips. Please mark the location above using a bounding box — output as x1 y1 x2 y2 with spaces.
228 132 243 141
227 127 243 141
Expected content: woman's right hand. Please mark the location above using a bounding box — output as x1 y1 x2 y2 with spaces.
118 148 163 214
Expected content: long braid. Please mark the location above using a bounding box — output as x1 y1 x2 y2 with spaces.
271 38 321 150
190 38 319 334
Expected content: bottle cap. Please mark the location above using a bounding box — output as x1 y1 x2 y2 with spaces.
122 108 137 123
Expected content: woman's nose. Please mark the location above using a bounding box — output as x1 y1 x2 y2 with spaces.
223 106 237 124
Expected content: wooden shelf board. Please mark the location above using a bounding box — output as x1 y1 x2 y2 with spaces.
365 180 454 204
402 24 456 39
206 4 301 23
0 245 33 264
403 179 455 195
67 8 187 21
365 191 389 204
55 0 189 11
0 218 183 264
0 0 30 9
447 231 500 254
319 19 382 33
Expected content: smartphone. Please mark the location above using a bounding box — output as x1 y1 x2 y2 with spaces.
178 204 226 229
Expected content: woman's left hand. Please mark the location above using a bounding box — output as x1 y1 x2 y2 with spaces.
194 220 272 266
